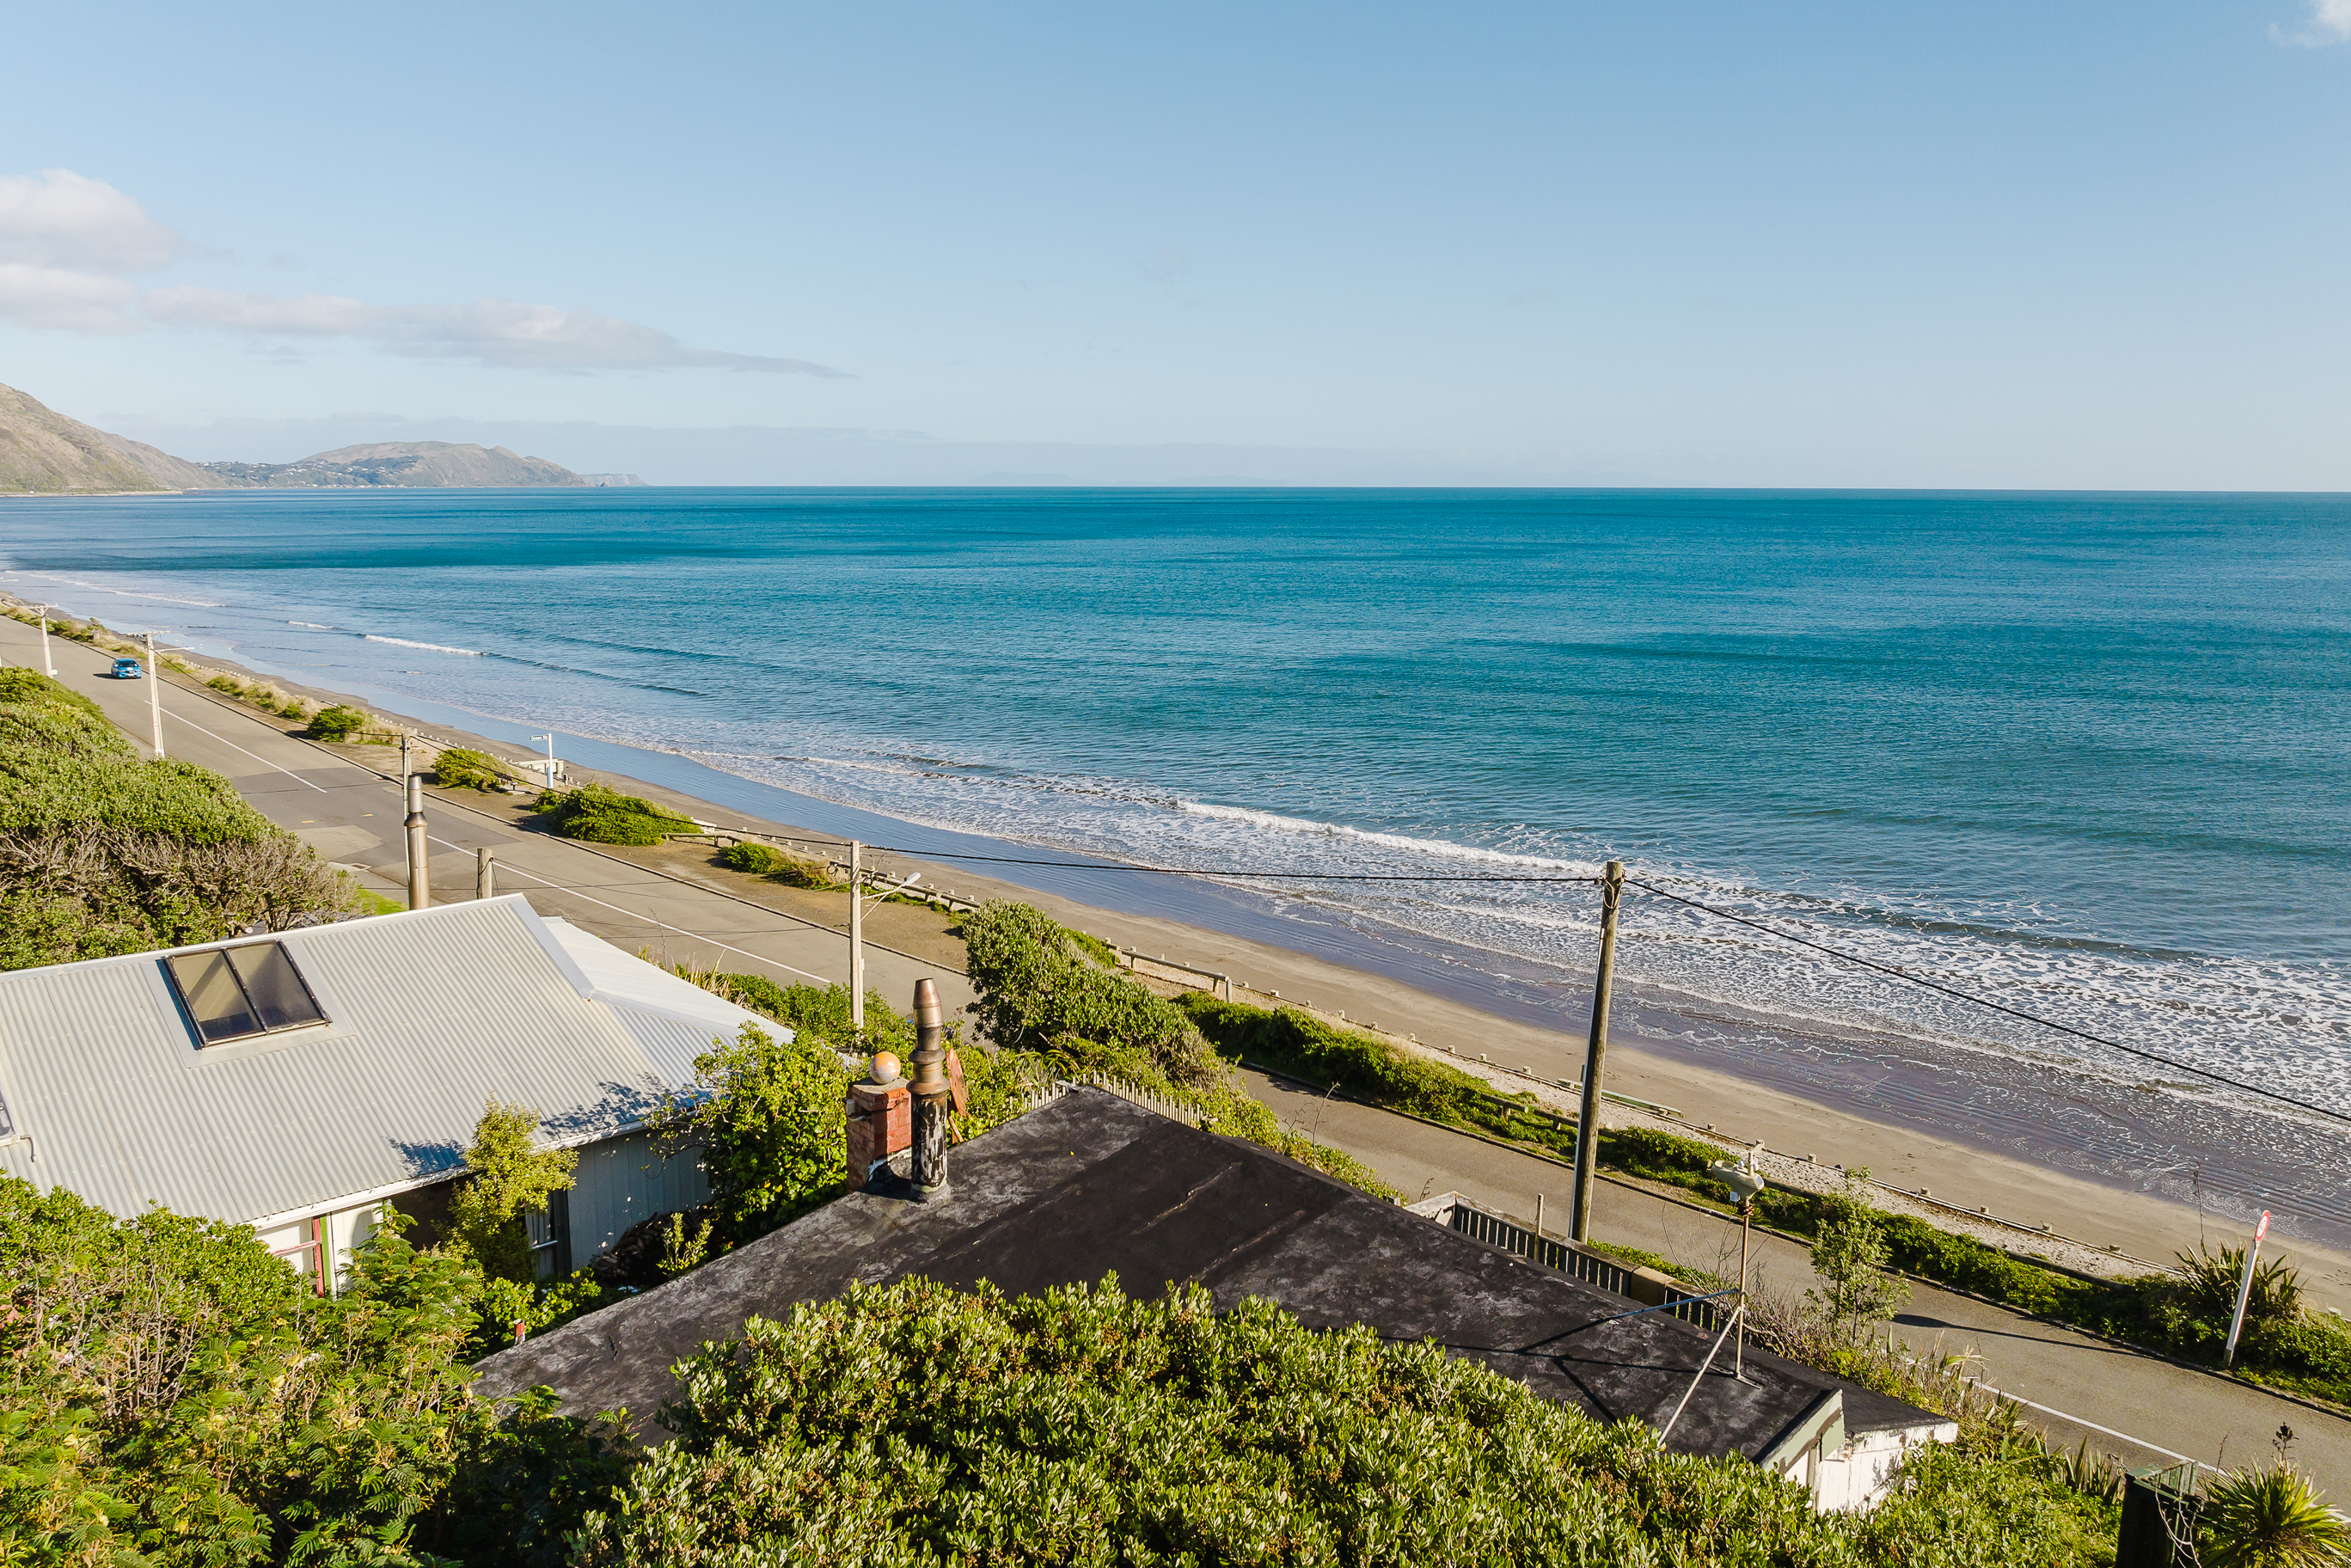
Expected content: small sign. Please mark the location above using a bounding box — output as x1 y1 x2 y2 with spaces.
2256 1210 2272 1241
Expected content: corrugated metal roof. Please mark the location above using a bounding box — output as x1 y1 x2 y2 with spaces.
0 896 771 1226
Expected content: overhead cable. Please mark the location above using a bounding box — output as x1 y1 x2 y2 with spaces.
1624 876 2351 1130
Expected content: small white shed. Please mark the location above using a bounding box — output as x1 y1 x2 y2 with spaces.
0 895 773 1289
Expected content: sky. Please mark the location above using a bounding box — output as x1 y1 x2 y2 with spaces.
4 1 2350 487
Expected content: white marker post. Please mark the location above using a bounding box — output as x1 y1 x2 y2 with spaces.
144 632 165 759
2223 1210 2273 1368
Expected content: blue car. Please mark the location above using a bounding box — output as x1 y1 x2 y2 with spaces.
111 658 144 679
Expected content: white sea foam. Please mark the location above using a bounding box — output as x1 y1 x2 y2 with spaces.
3 571 223 608
287 621 337 629
363 634 481 655
1179 800 1596 873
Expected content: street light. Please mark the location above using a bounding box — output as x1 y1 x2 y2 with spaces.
529 732 560 787
33 605 52 678
1708 1154 1768 1380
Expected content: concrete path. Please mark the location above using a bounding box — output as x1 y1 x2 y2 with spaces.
1245 1068 2351 1486
0 617 973 1022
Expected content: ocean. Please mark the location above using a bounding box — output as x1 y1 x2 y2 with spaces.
5 487 2347 1240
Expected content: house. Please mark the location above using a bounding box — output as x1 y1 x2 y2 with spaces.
0 895 771 1289
477 1085 1952 1510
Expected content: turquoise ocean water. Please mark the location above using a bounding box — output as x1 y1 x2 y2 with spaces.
3 488 2345 1239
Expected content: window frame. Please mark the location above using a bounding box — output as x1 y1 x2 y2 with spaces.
162 941 329 1047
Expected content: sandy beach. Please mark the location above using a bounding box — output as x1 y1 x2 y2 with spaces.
125 625 2351 1319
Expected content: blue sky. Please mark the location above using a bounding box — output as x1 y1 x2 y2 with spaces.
4 2 2349 486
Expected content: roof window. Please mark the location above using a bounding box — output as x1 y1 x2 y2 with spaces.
164 942 327 1045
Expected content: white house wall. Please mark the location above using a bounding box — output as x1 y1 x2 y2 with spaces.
568 1130 708 1262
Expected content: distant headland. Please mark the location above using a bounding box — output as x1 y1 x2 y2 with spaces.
0 381 644 493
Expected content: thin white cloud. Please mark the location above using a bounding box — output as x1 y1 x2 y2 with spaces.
2277 0 2351 44
0 168 844 375
0 262 141 334
0 169 191 273
143 288 845 374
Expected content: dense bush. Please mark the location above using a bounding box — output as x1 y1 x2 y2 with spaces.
432 745 510 790
301 703 371 740
959 902 1395 1196
535 782 697 846
964 900 1217 1085
0 670 358 968
716 841 784 874
0 1174 632 1566
654 1021 851 1242
715 840 838 887
571 1272 2121 1567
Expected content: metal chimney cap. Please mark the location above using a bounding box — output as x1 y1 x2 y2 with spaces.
912 977 944 1031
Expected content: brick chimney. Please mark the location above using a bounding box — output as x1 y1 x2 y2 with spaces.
845 1050 911 1191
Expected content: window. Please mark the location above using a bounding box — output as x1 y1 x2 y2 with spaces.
164 942 326 1044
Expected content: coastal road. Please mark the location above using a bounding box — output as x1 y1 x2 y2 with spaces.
1245 1068 2351 1486
0 617 973 1020
13 616 2342 1486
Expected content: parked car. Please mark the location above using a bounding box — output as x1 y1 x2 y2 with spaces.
111 657 144 679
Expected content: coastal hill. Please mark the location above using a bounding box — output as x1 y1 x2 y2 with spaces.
198 442 643 489
0 382 215 494
0 379 641 493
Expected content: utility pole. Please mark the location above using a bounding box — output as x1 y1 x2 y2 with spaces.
405 772 431 910
1569 860 1625 1243
34 607 52 678
144 632 165 759
476 847 496 901
848 841 865 1032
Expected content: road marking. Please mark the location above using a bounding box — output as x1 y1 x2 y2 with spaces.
1974 1381 2214 1472
162 707 332 793
425 834 838 984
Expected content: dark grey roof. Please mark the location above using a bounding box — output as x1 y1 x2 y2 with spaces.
478 1089 1932 1464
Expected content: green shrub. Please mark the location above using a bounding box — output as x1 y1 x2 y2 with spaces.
0 1174 632 1565
959 903 1393 1197
0 677 358 967
717 841 785 874
303 703 371 740
963 900 1215 1085
0 666 105 720
432 745 510 791
655 1022 851 1243
536 782 697 846
1179 992 1483 1119
572 1273 2119 1567
766 855 838 888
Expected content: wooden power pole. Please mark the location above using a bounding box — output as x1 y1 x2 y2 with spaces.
848 841 865 1032
1569 861 1625 1242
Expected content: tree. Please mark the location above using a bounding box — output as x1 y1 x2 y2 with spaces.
656 1022 848 1241
449 1099 578 1283
1807 1171 1907 1346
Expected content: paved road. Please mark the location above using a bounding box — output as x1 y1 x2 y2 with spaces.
1246 1069 2351 1485
12 617 2342 1486
0 618 973 1021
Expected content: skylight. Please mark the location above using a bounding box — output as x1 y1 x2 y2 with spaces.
164 942 327 1045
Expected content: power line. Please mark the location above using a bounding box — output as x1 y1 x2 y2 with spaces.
854 844 1600 882
1624 875 2351 1131
704 828 2350 1130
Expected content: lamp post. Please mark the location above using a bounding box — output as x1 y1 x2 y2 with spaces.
529 732 560 788
1708 1155 1767 1380
144 632 164 759
34 606 52 678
